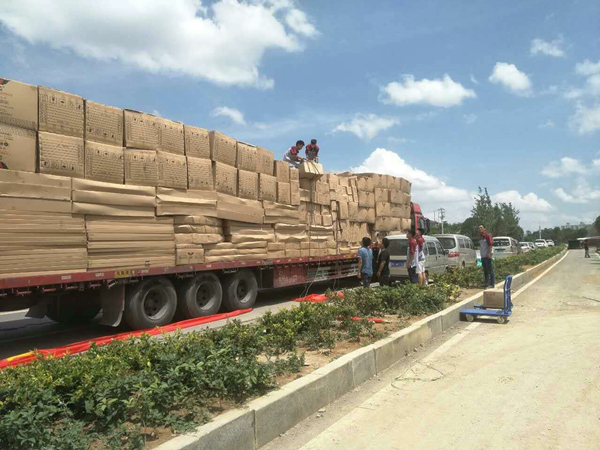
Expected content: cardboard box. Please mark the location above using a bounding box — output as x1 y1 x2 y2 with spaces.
263 200 300 224
209 131 237 166
0 197 71 213
358 190 375 208
85 101 123 146
156 188 217 217
217 193 264 224
184 125 210 159
174 215 222 226
187 156 214 191
124 110 159 150
238 169 259 200
388 176 401 190
375 202 391 217
290 167 299 182
157 151 187 189
158 118 185 155
0 170 71 202
483 289 505 308
290 180 300 206
176 248 204 265
38 86 84 138
390 189 411 205
274 160 290 183
72 178 155 216
400 177 412 194
348 202 359 220
277 182 291 205
0 123 36 172
236 142 257 172
85 141 124 184
256 147 274 175
259 173 277 202
400 218 412 231
124 149 158 186
356 176 374 192
358 207 375 224
298 161 323 180
374 188 389 203
214 161 238 196
38 131 84 178
0 78 38 131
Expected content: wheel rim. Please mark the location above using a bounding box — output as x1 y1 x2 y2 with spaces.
196 282 217 311
143 286 169 321
236 280 250 304
466 314 474 322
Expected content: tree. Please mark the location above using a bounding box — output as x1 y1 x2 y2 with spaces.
461 217 480 242
471 187 495 232
595 215 600 235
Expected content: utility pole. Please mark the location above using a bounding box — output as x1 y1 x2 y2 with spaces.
539 224 541 239
437 208 446 234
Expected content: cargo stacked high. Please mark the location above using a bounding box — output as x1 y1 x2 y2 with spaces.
0 76 417 329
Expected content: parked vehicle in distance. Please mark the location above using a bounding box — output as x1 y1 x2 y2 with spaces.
547 240 555 247
387 234 449 280
535 239 548 248
528 242 537 251
493 236 521 259
434 234 477 269
519 242 531 253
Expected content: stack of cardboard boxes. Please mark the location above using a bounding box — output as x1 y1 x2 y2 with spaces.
0 76 414 277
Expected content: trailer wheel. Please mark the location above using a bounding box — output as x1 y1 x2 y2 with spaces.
177 273 223 319
221 269 258 311
124 278 177 330
46 291 101 325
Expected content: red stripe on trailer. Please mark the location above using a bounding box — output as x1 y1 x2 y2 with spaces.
0 308 252 370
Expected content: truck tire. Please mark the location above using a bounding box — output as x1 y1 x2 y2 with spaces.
177 273 223 319
46 291 102 325
221 269 258 311
124 277 177 330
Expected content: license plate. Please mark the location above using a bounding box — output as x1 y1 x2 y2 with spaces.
391 262 405 267
496 249 504 253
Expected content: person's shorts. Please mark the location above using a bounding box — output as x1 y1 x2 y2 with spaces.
416 261 425 274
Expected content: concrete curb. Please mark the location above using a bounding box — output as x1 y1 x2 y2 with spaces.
157 249 566 450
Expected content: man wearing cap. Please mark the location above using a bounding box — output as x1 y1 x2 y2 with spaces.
305 139 319 162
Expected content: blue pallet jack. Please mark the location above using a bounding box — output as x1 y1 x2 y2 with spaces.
461 275 513 324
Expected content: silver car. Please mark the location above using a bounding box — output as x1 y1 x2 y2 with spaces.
434 234 477 269
387 234 449 280
493 236 521 259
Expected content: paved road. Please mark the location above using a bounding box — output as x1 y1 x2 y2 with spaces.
266 249 600 450
0 277 360 360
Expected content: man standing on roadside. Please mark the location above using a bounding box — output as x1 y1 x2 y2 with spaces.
377 237 391 286
406 230 419 284
583 240 590 258
479 225 496 288
416 231 427 286
357 237 373 288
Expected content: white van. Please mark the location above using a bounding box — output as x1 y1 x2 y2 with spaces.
386 234 449 280
493 236 520 259
434 234 477 269
535 239 547 248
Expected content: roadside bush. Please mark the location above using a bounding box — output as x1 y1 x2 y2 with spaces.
432 246 563 288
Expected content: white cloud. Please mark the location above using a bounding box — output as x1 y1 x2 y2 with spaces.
415 111 439 121
554 178 600 204
569 103 600 135
388 136 415 144
530 37 565 57
491 190 553 212
379 74 476 108
575 59 600 76
541 157 587 178
211 106 246 125
470 74 479 85
538 119 555 129
463 114 477 125
152 109 162 117
332 114 399 140
488 62 533 96
0 0 318 89
564 89 584 100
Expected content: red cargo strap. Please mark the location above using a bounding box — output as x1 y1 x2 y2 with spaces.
0 309 252 370
294 291 344 303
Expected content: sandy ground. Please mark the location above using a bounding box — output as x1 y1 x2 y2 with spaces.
265 250 600 450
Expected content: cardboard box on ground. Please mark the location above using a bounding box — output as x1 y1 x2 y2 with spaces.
0 76 415 276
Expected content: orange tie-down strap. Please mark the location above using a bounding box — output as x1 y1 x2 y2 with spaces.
293 291 345 303
0 309 252 370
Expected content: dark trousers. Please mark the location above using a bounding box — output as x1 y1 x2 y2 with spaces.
585 249 590 258
361 273 372 288
482 257 496 287
379 274 391 286
407 267 418 284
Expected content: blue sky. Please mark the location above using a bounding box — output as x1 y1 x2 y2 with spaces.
1 0 598 231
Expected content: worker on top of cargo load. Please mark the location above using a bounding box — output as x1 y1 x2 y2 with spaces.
305 139 319 162
283 140 304 167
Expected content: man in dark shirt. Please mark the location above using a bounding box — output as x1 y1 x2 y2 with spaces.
406 230 419 284
584 241 590 258
305 139 319 161
479 225 495 288
377 237 391 286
